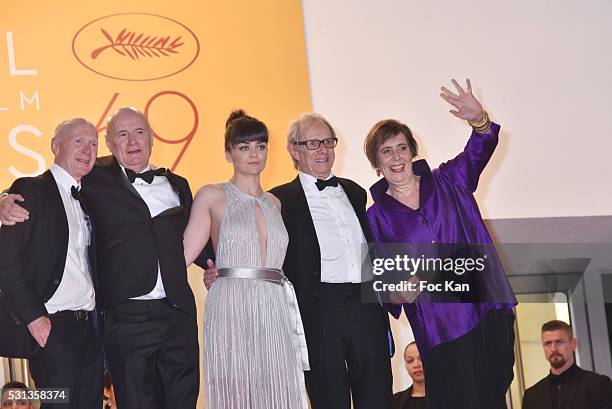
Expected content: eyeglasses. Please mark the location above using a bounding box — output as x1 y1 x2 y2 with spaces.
294 137 338 150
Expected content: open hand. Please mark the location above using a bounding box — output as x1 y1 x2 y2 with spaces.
440 78 484 122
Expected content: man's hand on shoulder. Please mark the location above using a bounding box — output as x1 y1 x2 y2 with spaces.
0 193 29 225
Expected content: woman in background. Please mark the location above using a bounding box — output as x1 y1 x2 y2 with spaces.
393 342 426 409
183 110 308 409
365 79 517 409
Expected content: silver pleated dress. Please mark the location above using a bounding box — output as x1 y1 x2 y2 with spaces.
204 183 309 409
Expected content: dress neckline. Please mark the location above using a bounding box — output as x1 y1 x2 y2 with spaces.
227 181 265 200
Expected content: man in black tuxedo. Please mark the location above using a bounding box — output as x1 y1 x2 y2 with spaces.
202 113 392 408
0 118 103 409
271 113 393 409
85 107 200 409
1 107 203 409
522 320 612 409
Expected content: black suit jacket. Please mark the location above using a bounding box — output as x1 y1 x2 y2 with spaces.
522 365 612 409
81 156 197 314
270 176 380 357
0 170 90 357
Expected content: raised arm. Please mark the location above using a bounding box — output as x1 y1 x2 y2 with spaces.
438 78 499 192
440 78 486 125
183 185 218 266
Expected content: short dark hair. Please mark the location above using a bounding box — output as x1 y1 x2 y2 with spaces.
1 381 30 401
364 119 418 169
224 109 268 151
542 320 573 338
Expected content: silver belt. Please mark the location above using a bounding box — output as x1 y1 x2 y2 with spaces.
217 267 310 373
218 267 285 283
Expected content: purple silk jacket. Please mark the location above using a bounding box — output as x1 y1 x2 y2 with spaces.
367 122 517 356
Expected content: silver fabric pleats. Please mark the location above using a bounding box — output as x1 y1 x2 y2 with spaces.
204 183 309 409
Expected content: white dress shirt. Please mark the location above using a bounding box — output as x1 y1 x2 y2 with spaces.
299 172 367 283
45 164 95 314
122 165 180 300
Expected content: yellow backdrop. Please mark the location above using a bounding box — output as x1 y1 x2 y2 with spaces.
1 2 311 406
0 0 312 190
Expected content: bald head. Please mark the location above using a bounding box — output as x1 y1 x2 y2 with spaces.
107 107 151 136
50 118 98 181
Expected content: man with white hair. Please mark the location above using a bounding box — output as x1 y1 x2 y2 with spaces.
1 108 208 409
0 118 103 409
203 113 393 408
271 113 393 409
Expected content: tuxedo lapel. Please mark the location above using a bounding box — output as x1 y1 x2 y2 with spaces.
286 176 318 247
154 170 191 219
107 158 150 215
42 171 70 298
338 178 372 243
43 169 69 242
165 170 189 206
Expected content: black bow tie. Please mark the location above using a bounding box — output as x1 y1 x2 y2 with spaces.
125 168 166 184
315 176 339 191
71 186 81 201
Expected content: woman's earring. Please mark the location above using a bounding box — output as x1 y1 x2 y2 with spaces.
376 168 381 177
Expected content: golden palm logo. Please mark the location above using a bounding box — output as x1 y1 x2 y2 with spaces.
73 13 199 81
91 29 185 60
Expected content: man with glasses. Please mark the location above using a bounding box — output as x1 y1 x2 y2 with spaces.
270 113 393 409
522 320 612 409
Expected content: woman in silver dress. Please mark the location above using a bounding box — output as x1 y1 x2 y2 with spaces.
183 110 309 409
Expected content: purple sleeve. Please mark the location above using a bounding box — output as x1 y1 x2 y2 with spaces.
367 206 403 320
437 122 500 193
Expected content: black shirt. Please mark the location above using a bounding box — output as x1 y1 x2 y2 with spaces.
392 387 426 409
523 363 612 409
549 364 579 409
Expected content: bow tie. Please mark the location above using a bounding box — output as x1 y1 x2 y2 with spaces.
315 176 339 191
125 168 166 184
71 186 81 201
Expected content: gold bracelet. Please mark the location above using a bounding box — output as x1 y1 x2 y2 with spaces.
468 111 489 129
473 123 491 134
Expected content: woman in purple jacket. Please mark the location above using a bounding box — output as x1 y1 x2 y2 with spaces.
364 79 517 409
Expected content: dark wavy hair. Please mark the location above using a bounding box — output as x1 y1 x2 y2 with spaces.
224 109 268 151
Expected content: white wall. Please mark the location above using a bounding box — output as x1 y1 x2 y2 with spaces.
301 0 612 220
301 0 612 393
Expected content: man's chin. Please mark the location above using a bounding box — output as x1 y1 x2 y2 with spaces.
549 357 566 369
125 159 149 171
